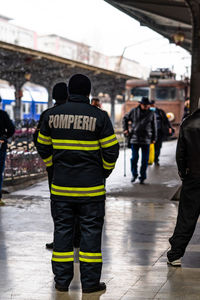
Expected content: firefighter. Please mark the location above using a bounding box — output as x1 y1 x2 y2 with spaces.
34 82 69 249
37 74 119 293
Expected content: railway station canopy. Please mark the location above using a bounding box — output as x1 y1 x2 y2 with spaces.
105 0 192 52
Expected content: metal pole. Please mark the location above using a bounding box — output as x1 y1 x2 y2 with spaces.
124 136 126 177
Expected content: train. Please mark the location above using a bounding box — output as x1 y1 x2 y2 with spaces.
124 68 190 136
0 80 48 121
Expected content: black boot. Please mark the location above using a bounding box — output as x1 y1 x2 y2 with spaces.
82 282 106 293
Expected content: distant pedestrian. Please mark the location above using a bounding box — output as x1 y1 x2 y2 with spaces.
37 74 119 293
150 100 173 166
91 97 101 108
0 109 15 206
167 108 200 266
182 97 190 120
123 97 157 184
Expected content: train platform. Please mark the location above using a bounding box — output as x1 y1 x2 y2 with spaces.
1 140 200 300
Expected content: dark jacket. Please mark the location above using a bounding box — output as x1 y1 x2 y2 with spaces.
155 108 173 139
176 109 200 179
36 95 119 203
0 110 15 148
123 105 157 144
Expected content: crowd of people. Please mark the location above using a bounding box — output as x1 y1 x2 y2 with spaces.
1 73 199 292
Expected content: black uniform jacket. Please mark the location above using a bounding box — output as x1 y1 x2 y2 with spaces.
0 109 15 149
123 105 157 144
37 95 119 203
176 109 200 180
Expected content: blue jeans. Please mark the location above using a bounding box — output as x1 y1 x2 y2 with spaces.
131 144 150 180
0 145 7 198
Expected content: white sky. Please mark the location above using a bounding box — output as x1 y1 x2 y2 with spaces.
0 0 191 78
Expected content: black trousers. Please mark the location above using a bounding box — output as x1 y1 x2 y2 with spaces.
51 200 105 288
167 177 200 261
154 131 163 163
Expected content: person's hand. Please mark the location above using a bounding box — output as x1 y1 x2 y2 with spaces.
169 128 172 134
152 140 156 144
123 130 129 137
0 140 5 144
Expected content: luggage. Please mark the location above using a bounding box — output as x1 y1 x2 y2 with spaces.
148 143 155 165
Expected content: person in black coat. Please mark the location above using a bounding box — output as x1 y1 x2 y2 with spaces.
0 109 15 205
123 97 157 184
167 108 200 266
150 100 173 166
34 82 70 249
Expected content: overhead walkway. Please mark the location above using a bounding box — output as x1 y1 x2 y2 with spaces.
1 140 200 299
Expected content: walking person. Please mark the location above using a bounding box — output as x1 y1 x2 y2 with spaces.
167 108 200 266
150 100 173 166
0 109 15 205
37 74 119 293
123 97 157 184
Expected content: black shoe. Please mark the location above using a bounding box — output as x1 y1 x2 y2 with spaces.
131 176 137 183
46 242 53 249
155 161 160 166
82 282 106 293
139 179 145 184
55 284 68 292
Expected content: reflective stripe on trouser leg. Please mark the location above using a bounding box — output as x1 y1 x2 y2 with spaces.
51 200 75 287
79 201 105 289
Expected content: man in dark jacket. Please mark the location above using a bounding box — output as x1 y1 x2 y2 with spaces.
34 82 69 249
37 74 119 293
0 109 15 205
150 100 173 166
123 97 157 184
167 108 200 266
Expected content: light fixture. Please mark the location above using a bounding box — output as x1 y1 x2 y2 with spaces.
173 28 185 45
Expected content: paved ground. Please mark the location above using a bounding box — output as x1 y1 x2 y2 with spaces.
1 140 200 300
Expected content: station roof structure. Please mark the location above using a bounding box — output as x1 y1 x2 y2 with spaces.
104 0 192 52
0 40 132 98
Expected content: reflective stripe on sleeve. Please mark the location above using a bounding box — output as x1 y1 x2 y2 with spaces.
52 251 74 262
99 134 118 148
51 184 106 197
52 139 100 151
43 155 53 167
79 251 102 263
102 158 116 170
37 132 52 145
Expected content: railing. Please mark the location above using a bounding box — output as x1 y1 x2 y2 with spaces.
4 119 46 181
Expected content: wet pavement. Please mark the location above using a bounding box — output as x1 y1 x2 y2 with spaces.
1 140 200 300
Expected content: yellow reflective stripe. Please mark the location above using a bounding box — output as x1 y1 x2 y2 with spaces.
99 134 118 149
43 155 53 167
52 139 100 151
79 251 102 257
52 251 74 262
100 134 116 143
53 251 74 256
52 258 74 262
79 257 102 263
37 137 52 145
101 139 118 149
52 139 99 145
51 184 105 197
102 158 115 170
37 132 52 145
38 132 51 141
79 251 102 263
51 185 104 191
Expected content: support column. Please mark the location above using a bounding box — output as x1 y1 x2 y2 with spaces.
186 0 200 112
110 93 116 126
13 85 23 122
